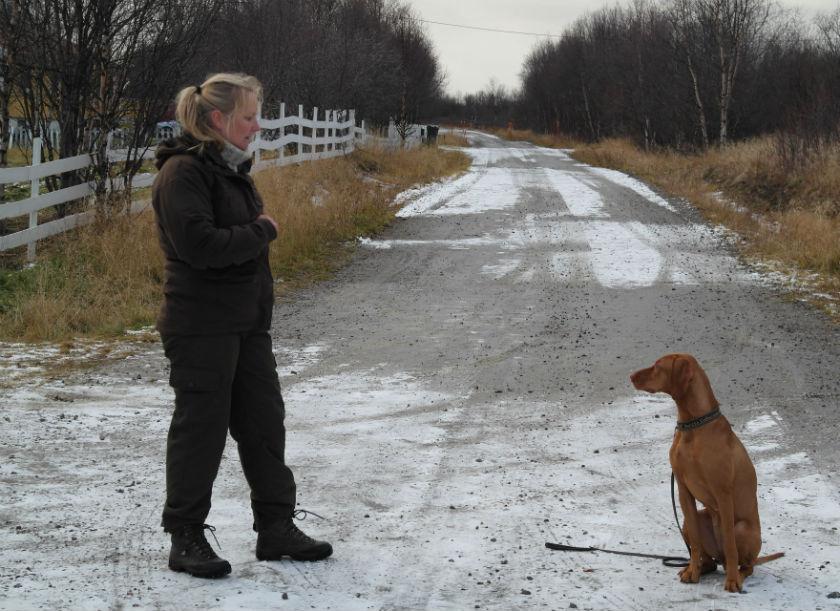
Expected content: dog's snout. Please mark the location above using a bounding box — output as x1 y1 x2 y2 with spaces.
630 368 645 388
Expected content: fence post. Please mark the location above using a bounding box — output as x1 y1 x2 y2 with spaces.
279 102 285 166
27 137 43 262
312 106 318 159
298 104 304 158
253 102 262 166
350 110 357 152
325 110 330 153
329 110 335 153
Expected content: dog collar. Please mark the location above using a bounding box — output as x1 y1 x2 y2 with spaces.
676 408 722 431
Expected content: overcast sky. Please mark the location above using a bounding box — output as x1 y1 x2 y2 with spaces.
405 0 839 97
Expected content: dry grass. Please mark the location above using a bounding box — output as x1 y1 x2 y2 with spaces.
437 130 470 147
3 148 33 167
573 137 840 316
0 144 470 341
257 143 469 287
0 213 164 341
488 126 584 149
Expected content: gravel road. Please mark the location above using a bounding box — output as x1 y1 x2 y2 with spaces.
1 131 839 610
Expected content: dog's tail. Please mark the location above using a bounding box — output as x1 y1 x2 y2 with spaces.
754 552 785 565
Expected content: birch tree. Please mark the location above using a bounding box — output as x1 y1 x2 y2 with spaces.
699 0 771 145
667 0 712 147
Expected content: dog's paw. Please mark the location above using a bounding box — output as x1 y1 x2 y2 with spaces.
724 574 743 592
679 565 701 583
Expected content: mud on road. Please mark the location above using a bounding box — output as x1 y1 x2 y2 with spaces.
2 131 839 610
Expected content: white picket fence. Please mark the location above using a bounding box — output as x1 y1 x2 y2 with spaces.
253 105 365 170
0 105 366 260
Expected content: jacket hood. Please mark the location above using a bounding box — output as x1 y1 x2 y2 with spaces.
155 134 203 170
154 133 252 174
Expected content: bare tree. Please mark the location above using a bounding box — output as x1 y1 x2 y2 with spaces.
387 3 443 132
816 6 840 57
667 0 712 148
6 0 221 214
100 0 222 204
189 0 436 128
509 0 840 150
699 0 772 145
0 0 25 214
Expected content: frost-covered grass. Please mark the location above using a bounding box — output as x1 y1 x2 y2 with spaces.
0 145 470 342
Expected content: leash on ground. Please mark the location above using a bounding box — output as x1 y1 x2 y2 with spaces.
545 472 691 568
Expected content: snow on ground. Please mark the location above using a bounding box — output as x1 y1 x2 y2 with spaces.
2 137 839 610
383 158 753 291
586 167 678 213
2 342 838 610
386 143 836 305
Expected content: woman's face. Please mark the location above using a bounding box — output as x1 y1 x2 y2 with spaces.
212 92 260 151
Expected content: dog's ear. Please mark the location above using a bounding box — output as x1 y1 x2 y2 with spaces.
671 356 694 397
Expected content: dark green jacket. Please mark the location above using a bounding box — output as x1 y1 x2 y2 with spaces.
152 135 277 335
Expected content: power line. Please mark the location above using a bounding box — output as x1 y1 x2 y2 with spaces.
415 17 829 46
418 18 562 39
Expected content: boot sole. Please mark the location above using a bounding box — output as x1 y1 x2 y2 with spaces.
169 562 232 578
256 547 333 562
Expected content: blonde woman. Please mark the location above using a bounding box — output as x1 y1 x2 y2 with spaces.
152 73 332 578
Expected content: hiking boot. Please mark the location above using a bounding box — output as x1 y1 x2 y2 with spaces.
168 524 232 578
256 516 333 561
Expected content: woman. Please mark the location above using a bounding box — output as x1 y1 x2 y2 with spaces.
152 73 332 578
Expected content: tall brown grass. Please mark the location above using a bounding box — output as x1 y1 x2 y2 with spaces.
0 214 164 342
489 126 583 149
573 137 840 310
477 126 838 313
0 144 469 341
436 130 470 147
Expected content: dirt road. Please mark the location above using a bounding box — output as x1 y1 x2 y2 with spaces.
2 131 839 610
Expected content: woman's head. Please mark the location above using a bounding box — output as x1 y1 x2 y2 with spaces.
175 73 263 150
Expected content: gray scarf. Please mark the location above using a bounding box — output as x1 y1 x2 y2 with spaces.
220 140 253 171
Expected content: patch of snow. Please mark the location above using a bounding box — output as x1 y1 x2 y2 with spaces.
359 236 514 251
481 258 521 279
398 167 522 217
543 169 609 218
587 166 678 212
581 220 663 288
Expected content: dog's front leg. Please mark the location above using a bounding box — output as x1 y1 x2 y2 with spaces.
676 480 705 584
716 494 743 592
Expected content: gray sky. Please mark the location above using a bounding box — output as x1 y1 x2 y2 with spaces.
405 0 839 96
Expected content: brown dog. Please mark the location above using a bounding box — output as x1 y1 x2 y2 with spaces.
630 353 783 592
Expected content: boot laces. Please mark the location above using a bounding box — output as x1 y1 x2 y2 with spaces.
293 509 326 521
286 510 327 543
182 524 222 559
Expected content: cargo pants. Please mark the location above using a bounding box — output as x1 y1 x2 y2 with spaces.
160 331 296 532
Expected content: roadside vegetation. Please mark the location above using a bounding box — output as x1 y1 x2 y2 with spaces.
488 127 578 150
436 131 471 147
435 0 840 321
0 145 469 342
495 127 840 318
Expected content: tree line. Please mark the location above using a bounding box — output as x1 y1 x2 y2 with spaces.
0 0 442 205
440 0 840 151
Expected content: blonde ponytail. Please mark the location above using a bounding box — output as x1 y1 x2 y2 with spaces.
174 73 263 147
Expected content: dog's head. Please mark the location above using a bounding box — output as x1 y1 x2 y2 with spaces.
630 353 698 399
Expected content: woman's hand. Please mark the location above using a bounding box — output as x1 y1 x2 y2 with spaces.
258 214 278 233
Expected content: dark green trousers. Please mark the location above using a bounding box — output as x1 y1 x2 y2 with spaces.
160 331 296 532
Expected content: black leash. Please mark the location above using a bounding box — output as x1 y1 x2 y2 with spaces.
545 541 689 567
546 472 691 568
